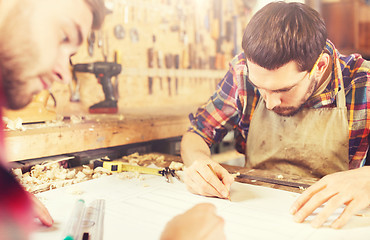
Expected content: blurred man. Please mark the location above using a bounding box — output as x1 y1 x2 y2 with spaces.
0 0 225 239
182 1 370 229
0 0 105 238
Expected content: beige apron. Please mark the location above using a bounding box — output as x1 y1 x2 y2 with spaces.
246 81 349 178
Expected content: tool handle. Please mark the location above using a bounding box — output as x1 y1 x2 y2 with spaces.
98 75 116 101
148 48 155 68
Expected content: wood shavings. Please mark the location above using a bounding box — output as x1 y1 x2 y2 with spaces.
277 174 284 179
14 152 172 194
299 186 306 191
121 152 166 167
168 161 184 171
70 115 83 124
75 171 86 180
231 172 240 178
13 163 111 194
82 165 93 175
4 117 26 131
93 166 111 174
66 169 77 179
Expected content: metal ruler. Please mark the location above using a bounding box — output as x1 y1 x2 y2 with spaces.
236 173 311 189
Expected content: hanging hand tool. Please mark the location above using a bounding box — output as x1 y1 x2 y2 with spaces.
174 54 180 95
87 31 95 57
147 48 154 95
165 54 173 96
113 24 125 40
72 59 122 114
157 50 164 90
70 66 81 102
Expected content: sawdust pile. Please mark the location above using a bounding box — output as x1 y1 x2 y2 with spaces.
12 163 112 194
122 152 166 166
12 152 183 194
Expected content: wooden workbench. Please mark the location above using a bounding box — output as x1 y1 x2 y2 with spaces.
4 106 194 162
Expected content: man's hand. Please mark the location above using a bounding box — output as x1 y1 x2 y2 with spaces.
28 193 54 227
290 166 370 229
184 160 234 199
160 203 226 240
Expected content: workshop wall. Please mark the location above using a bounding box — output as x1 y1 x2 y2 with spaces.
51 0 254 116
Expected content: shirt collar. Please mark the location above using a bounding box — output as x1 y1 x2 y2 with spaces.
305 40 343 108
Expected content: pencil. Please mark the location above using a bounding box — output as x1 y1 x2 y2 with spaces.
207 164 231 201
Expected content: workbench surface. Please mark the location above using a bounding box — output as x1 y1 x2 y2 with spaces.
4 107 193 161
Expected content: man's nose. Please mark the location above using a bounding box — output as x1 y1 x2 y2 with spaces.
53 56 73 84
264 92 281 110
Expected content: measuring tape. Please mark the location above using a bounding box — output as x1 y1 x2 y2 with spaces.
93 159 163 176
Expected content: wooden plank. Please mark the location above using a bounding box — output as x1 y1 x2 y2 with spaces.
4 110 190 162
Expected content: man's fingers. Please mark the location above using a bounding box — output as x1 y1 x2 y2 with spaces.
331 199 368 229
29 194 54 227
293 188 337 223
184 161 232 198
185 174 221 197
204 215 226 240
290 181 326 214
215 165 234 189
195 170 226 198
310 194 351 228
197 164 230 198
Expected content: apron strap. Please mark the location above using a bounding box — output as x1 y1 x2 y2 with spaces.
337 81 346 108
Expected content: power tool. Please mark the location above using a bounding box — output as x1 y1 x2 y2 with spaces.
72 61 122 114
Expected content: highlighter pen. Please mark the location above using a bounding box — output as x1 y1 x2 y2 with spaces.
207 164 231 201
62 199 86 240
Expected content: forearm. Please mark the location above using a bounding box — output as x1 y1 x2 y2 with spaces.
181 132 212 166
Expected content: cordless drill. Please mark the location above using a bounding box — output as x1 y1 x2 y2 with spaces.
72 61 122 113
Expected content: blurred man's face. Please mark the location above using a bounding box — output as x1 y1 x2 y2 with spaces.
0 0 93 109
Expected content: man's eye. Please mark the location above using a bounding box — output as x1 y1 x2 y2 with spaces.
61 33 70 43
274 89 290 93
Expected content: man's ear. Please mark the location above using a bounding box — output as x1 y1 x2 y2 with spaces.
315 53 331 78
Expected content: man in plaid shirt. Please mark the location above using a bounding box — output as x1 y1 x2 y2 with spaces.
182 2 370 229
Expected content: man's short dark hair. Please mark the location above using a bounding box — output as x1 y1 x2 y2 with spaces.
84 0 106 29
242 1 327 72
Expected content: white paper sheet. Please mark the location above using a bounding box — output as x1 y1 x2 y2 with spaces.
31 174 370 240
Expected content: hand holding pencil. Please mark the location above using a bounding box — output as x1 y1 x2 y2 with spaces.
183 160 234 199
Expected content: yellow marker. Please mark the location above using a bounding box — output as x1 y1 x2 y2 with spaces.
207 164 231 201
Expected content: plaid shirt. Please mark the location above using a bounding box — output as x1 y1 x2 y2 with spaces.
189 40 370 169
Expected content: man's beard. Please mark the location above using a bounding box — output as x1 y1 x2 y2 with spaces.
271 76 317 117
0 4 38 110
272 105 303 117
1 69 33 110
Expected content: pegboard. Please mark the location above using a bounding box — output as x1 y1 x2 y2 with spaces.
51 0 253 116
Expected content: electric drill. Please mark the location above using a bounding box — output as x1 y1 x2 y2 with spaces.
72 61 121 114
